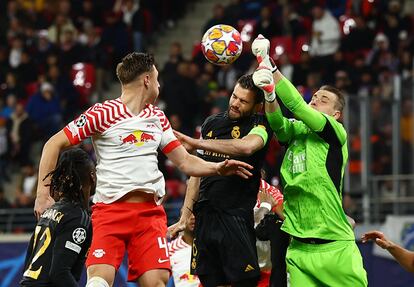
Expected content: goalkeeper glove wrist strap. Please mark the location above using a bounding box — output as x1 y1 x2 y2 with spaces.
265 92 276 103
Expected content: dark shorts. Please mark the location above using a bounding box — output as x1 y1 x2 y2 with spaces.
191 204 260 286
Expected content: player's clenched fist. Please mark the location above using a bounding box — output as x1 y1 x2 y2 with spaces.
252 34 270 59
253 68 276 102
252 34 277 73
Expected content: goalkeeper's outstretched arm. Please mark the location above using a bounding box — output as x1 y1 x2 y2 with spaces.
273 70 327 132
251 34 328 134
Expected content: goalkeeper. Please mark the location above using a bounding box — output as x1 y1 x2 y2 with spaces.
251 35 367 287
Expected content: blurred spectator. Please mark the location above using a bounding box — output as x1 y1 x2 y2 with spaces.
0 117 9 185
57 0 73 18
58 28 85 73
162 42 184 82
0 46 9 83
342 15 375 53
278 53 293 81
100 12 129 76
163 61 199 135
26 82 62 139
9 36 24 69
0 94 17 119
292 50 312 86
74 0 102 28
82 27 108 101
334 70 352 94
310 4 340 74
366 33 398 72
114 0 138 28
47 64 80 120
378 66 394 101
1 72 25 101
326 50 349 85
284 5 307 38
202 4 227 34
0 185 11 209
34 30 58 71
255 6 278 39
301 72 320 103
326 0 346 18
15 50 37 85
223 0 243 28
217 64 238 91
14 161 37 208
47 14 77 44
131 0 149 52
382 0 411 54
399 50 413 82
210 88 230 114
356 67 375 98
8 102 33 166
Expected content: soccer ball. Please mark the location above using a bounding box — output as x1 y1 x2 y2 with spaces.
201 24 243 66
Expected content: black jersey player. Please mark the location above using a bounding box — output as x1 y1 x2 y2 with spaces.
171 74 273 287
21 148 96 286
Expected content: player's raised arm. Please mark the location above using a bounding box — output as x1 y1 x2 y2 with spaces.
174 128 266 157
273 71 327 132
168 176 200 239
166 145 253 179
251 35 295 143
34 130 71 219
251 35 327 134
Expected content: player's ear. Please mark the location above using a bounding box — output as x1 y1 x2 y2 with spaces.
333 110 341 120
144 74 150 88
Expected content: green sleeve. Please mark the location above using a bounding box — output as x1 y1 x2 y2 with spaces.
248 125 268 144
275 78 327 132
265 107 297 143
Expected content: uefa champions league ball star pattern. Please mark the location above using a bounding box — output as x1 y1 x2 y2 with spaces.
201 24 243 65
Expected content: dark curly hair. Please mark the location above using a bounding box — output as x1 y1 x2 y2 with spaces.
44 148 95 209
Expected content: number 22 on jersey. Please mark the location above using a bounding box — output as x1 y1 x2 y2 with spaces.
23 226 51 279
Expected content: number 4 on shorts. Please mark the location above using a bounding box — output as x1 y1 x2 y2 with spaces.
157 237 168 258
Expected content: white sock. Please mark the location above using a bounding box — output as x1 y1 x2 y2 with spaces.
86 276 110 287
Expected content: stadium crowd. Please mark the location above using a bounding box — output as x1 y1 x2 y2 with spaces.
0 0 414 230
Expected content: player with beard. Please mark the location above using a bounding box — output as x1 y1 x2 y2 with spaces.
171 74 273 287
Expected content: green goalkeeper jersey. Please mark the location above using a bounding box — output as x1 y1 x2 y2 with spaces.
267 78 354 241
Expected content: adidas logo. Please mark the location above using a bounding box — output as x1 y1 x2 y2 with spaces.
244 264 255 272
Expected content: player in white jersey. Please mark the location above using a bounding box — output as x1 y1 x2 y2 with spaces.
34 52 253 287
254 179 284 287
168 213 201 287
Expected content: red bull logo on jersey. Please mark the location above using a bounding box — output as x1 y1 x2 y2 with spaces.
178 272 199 283
120 130 156 147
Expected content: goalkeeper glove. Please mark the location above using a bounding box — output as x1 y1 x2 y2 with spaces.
251 34 278 73
253 67 276 102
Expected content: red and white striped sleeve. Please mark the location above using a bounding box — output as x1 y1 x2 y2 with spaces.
168 236 188 257
153 107 181 154
63 99 131 145
259 179 284 207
